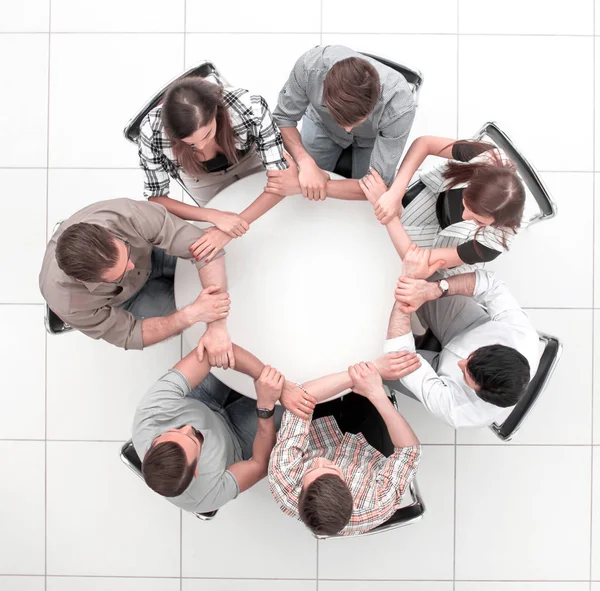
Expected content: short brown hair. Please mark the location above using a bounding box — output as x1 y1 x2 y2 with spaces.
322 57 380 127
55 223 119 282
298 473 353 535
142 441 196 498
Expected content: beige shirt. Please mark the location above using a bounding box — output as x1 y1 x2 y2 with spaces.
39 198 221 350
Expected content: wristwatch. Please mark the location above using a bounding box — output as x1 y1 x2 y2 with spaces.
256 406 275 419
437 279 450 298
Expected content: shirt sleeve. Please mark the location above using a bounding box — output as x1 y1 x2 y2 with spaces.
59 304 144 350
249 94 288 171
268 410 312 516
272 51 311 128
190 470 240 512
374 445 421 511
457 240 502 264
129 200 224 270
138 114 171 198
370 106 416 186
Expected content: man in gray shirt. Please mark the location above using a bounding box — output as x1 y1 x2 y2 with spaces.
269 45 415 201
133 341 316 513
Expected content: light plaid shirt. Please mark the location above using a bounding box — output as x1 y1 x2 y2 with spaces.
268 410 421 536
138 86 288 198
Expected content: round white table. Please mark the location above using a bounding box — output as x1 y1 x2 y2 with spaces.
175 171 401 399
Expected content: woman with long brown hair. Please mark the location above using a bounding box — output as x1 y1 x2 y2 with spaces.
138 75 296 262
359 135 526 277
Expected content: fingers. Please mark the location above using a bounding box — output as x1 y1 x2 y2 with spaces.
429 259 447 274
196 340 205 361
201 285 220 296
228 346 235 369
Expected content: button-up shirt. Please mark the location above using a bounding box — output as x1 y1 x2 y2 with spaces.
39 198 220 350
139 86 288 198
384 270 540 428
273 45 416 185
268 410 421 536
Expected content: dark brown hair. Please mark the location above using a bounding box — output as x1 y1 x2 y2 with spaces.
444 141 525 245
323 57 380 127
142 441 196 498
298 473 353 535
55 223 119 282
161 77 238 178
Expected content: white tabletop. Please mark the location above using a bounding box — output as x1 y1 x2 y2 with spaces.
175 171 401 399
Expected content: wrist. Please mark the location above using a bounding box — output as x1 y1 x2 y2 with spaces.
256 397 275 411
297 153 317 168
428 281 443 301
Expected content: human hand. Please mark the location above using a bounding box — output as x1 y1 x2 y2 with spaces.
265 153 302 196
280 380 317 419
373 187 404 225
211 211 249 238
189 227 232 263
359 168 389 205
185 285 230 324
254 365 285 410
374 351 421 380
348 362 385 400
402 243 446 280
196 324 235 369
298 159 330 201
395 276 440 313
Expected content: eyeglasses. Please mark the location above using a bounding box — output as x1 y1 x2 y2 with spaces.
110 240 131 284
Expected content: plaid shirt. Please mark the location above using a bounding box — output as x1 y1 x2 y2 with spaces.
138 86 288 198
268 410 421 536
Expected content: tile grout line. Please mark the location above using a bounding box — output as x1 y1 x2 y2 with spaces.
591 4 596 588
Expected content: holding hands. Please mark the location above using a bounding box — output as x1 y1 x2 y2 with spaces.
197 323 235 369
211 211 249 238
359 168 402 224
255 365 285 410
375 351 421 380
185 285 230 324
190 227 232 263
349 362 386 401
402 243 446 280
280 381 317 419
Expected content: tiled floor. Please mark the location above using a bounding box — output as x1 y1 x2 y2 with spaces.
1 1 598 590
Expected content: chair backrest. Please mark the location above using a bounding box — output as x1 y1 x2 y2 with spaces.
119 440 218 521
359 52 423 105
490 332 563 441
314 393 425 539
45 305 72 335
475 121 557 226
123 61 225 144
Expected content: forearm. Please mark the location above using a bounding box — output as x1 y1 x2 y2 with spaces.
447 272 476 297
141 309 192 347
387 301 412 340
231 345 264 380
325 179 366 200
249 416 277 468
371 393 419 448
302 371 353 403
173 346 211 388
149 195 220 223
281 127 313 166
239 191 284 225
198 256 227 293
386 218 413 258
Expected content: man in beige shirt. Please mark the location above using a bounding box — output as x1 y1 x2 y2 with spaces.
40 198 234 366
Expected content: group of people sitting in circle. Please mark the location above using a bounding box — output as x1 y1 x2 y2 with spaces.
39 45 539 536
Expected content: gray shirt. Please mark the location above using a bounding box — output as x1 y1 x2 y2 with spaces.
132 369 242 513
273 45 416 185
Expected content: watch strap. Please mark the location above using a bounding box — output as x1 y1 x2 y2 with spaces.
256 406 275 419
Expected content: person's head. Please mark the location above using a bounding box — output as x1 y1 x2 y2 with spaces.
298 457 353 535
322 57 380 132
142 424 203 497
55 223 134 283
457 345 531 408
161 77 238 177
444 141 526 237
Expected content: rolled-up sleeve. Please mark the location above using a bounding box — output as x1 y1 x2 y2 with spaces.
273 52 311 129
138 115 171 198
249 94 288 171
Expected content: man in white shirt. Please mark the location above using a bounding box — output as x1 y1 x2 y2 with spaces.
384 245 539 429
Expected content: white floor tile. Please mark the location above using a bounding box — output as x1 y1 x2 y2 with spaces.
47 331 181 440
0 35 48 167
455 446 591 580
185 34 320 112
460 0 593 35
0 0 48 31
182 479 316 579
51 0 184 32
47 170 145 235
322 34 458 143
595 175 600 308
186 0 320 33
457 584 589 591
47 441 180 576
591 450 600 579
0 442 45 575
321 583 453 591
47 577 180 591
488 172 593 308
318 445 454 580
0 305 45 439
459 36 593 172
457 309 592 445
0 577 45 591
0 169 47 303
595 313 600 443
49 34 183 168
323 0 457 34
184 581 316 591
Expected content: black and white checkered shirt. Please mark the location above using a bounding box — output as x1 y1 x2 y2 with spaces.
138 87 288 198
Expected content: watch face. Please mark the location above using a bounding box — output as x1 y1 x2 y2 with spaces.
257 407 274 419
440 279 449 291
